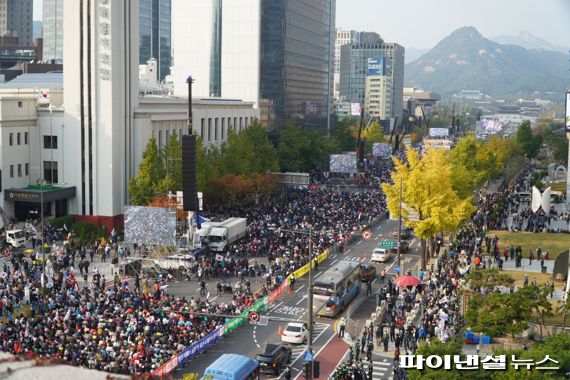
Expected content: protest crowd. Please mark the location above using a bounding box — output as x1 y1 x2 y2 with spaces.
0 184 388 374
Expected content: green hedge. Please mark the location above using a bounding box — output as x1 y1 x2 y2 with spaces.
48 214 76 229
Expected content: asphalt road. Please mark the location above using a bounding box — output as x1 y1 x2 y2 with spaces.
171 218 421 379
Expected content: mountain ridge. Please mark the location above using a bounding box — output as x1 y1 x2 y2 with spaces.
404 26 568 98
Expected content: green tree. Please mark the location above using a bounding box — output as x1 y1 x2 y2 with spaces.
516 121 543 161
128 137 164 205
157 132 182 193
222 128 255 175
242 119 280 172
332 121 357 152
362 121 386 153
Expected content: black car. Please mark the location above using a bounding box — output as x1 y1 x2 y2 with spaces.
255 344 292 374
359 264 377 282
391 228 413 240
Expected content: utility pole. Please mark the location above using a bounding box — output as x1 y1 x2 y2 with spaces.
307 226 314 379
397 176 402 276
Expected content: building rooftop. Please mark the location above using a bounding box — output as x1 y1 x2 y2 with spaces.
0 73 63 89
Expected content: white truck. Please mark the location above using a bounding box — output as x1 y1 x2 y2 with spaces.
2 229 26 248
207 217 247 252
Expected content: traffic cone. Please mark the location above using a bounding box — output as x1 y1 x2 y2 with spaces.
278 325 283 335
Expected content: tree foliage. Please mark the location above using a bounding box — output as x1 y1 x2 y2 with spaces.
128 137 164 205
516 121 543 161
382 148 475 268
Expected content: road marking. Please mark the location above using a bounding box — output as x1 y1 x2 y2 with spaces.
345 249 352 254
374 236 379 240
295 285 305 293
314 272 324 279
296 295 307 305
356 240 362 245
331 254 338 259
410 238 417 246
249 258 255 263
209 296 218 302
331 259 339 265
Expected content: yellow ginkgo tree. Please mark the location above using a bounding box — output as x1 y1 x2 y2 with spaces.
382 147 475 270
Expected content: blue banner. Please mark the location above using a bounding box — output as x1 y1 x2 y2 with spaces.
177 326 225 366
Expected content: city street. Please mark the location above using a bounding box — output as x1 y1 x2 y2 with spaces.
173 219 422 379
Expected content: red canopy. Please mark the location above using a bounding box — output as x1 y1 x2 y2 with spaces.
394 275 421 287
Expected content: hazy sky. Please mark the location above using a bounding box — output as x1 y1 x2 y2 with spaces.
34 0 570 50
337 0 570 49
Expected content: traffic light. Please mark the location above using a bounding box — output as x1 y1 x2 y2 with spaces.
304 361 311 379
313 361 320 378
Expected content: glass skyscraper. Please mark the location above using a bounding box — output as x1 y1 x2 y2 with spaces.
261 0 335 126
172 0 335 129
139 0 171 81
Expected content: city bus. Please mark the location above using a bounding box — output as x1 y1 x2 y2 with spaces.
202 354 260 380
313 261 360 317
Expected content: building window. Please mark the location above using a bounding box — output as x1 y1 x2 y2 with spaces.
158 130 162 147
17 132 20 145
208 118 212 142
17 164 21 177
214 118 219 141
221 118 225 140
9 133 13 146
44 161 58 184
201 118 205 139
17 101 22 108
9 165 13 178
24 132 28 144
25 163 28 176
43 135 58 149
233 117 237 132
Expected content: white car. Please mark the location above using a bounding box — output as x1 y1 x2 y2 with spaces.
371 247 391 263
281 322 308 344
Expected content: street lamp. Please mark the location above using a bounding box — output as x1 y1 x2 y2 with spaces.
397 176 403 276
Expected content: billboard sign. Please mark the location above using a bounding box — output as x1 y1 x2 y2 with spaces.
372 143 392 158
351 103 361 116
481 119 503 133
566 92 570 132
429 127 450 138
329 154 357 174
367 58 384 76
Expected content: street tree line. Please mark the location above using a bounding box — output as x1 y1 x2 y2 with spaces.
382 131 523 269
128 118 388 206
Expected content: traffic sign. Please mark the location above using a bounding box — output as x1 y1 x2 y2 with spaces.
304 350 314 362
395 266 400 274
248 311 260 322
361 230 372 240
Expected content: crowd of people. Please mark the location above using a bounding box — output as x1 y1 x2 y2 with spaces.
334 252 464 380
187 186 387 294
0 180 390 375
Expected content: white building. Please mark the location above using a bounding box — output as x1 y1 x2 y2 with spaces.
63 0 139 222
0 73 72 221
43 0 64 62
171 0 335 129
364 75 391 119
0 71 257 223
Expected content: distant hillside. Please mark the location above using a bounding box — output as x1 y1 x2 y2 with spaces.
491 31 568 54
404 26 569 98
405 47 429 64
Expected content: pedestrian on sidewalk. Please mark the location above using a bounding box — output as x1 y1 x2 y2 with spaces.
375 325 382 346
383 334 389 352
366 341 374 361
366 280 372 296
355 341 361 361
338 317 346 338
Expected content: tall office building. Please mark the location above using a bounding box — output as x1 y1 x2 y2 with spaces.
0 0 33 46
339 42 405 119
43 0 63 62
63 0 139 220
334 29 381 100
139 0 171 81
172 0 335 128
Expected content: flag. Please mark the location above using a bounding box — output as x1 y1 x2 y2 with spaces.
38 89 50 104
